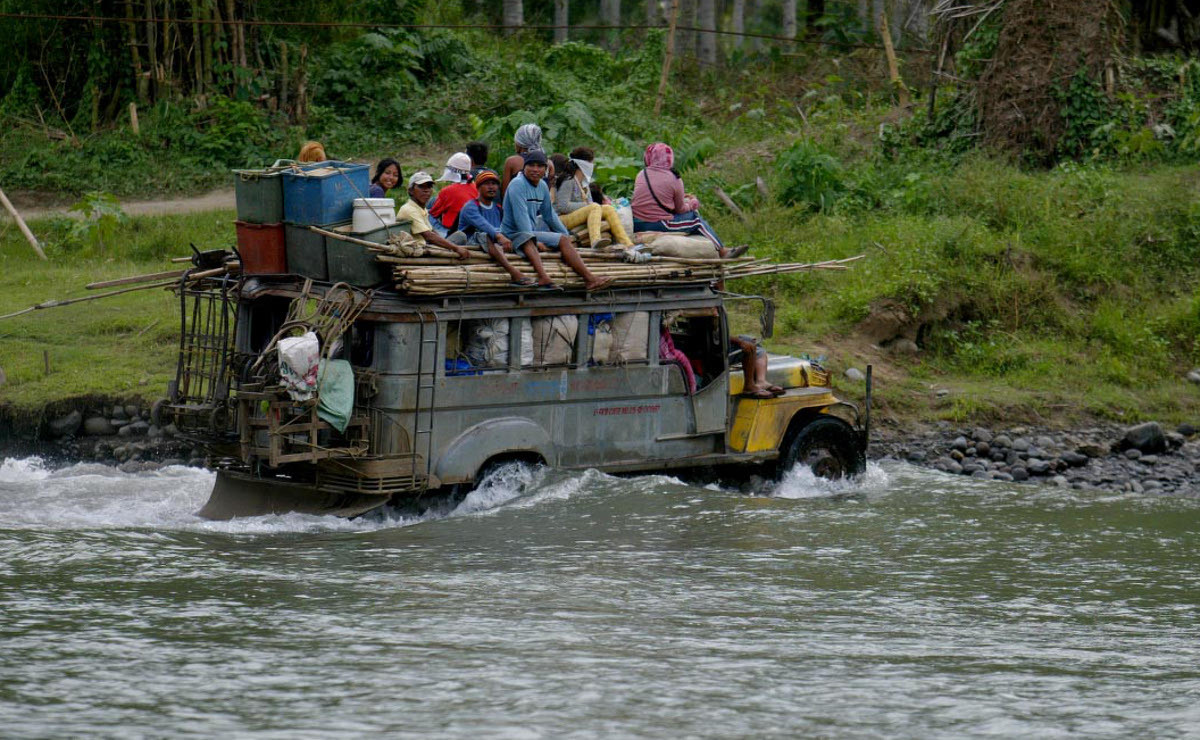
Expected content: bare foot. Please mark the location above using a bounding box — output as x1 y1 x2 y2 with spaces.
585 276 615 291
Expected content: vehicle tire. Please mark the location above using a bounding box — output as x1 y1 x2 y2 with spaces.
778 416 865 480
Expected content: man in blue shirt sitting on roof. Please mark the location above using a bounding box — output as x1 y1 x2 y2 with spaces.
452 169 535 287
500 149 614 292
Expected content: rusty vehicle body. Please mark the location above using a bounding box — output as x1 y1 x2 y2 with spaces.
167 274 869 519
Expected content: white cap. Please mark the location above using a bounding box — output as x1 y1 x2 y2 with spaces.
438 152 473 183
408 171 434 188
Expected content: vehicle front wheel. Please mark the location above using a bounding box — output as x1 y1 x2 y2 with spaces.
777 416 865 480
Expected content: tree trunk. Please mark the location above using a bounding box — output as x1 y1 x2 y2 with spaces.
145 0 159 99
782 0 796 40
503 0 523 35
858 0 869 32
554 0 569 43
805 0 825 37
602 0 621 47
731 0 744 49
697 0 716 63
124 0 148 102
676 0 695 58
646 0 659 25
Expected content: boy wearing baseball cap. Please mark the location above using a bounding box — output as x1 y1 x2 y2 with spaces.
396 171 470 259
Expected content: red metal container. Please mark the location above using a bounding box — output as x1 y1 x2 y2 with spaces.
235 221 287 275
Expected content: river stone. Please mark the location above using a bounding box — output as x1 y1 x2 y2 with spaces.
993 434 1013 449
1027 459 1051 475
1166 432 1185 449
126 420 150 435
124 404 140 419
112 404 128 420
1051 475 1069 488
83 417 116 436
1123 422 1167 454
844 367 865 382
972 470 990 479
1187 369 1200 384
962 462 984 475
952 436 970 452
890 338 919 355
991 450 1006 462
1179 423 1197 437
1035 436 1055 449
1010 466 1030 481
1078 443 1106 458
936 457 963 475
161 458 185 467
972 427 994 443
994 472 1014 482
975 441 991 457
950 449 965 462
1124 448 1143 460
1012 437 1032 452
1062 451 1089 467
1139 454 1159 465
164 423 179 437
47 410 83 438
118 424 135 438
907 449 927 462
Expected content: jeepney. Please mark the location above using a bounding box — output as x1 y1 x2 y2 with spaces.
168 273 870 519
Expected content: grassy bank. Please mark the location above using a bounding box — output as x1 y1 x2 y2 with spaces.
0 211 234 410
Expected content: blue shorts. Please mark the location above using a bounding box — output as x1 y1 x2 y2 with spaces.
506 230 566 254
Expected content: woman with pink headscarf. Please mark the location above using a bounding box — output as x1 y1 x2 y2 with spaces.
631 143 747 259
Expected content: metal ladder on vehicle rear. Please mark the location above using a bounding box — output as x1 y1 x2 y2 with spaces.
410 310 439 491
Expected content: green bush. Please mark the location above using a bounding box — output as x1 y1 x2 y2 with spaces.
776 139 846 213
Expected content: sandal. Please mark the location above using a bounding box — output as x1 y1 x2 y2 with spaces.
586 277 615 292
510 277 538 287
536 282 562 292
726 244 750 259
740 389 775 400
766 384 786 396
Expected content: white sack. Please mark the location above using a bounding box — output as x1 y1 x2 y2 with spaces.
279 331 320 400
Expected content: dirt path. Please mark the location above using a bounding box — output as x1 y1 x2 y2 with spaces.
12 189 236 221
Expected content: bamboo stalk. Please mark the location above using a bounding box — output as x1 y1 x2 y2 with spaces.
87 269 184 289
0 280 178 321
0 187 47 260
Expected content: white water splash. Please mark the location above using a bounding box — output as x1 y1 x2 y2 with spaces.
771 460 892 500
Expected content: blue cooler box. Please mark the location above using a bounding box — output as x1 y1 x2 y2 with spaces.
282 161 370 225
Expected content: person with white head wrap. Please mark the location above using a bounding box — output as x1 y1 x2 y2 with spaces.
552 146 633 250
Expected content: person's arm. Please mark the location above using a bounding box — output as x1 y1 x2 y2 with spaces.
671 176 687 214
422 227 470 257
552 179 574 215
460 202 499 239
505 180 535 235
540 183 570 235
501 156 521 197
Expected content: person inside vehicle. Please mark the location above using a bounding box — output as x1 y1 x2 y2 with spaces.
297 141 327 163
632 142 747 260
660 315 698 395
466 141 490 178
369 158 402 198
452 169 534 287
396 171 471 259
500 149 614 292
502 123 555 196
429 152 477 236
553 146 633 250
730 335 784 399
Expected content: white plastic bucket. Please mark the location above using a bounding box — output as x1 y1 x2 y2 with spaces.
352 198 396 232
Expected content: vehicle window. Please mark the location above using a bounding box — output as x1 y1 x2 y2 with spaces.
529 315 578 367
445 318 529 375
606 311 651 364
246 297 291 353
347 322 374 368
661 311 724 389
588 313 614 365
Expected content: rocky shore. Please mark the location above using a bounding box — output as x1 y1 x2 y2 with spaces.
872 420 1200 496
3 400 204 473
4 398 1199 498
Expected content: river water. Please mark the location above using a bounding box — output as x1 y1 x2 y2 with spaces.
1 457 1198 738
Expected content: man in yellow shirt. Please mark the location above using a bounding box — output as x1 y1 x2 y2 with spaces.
396 171 470 259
